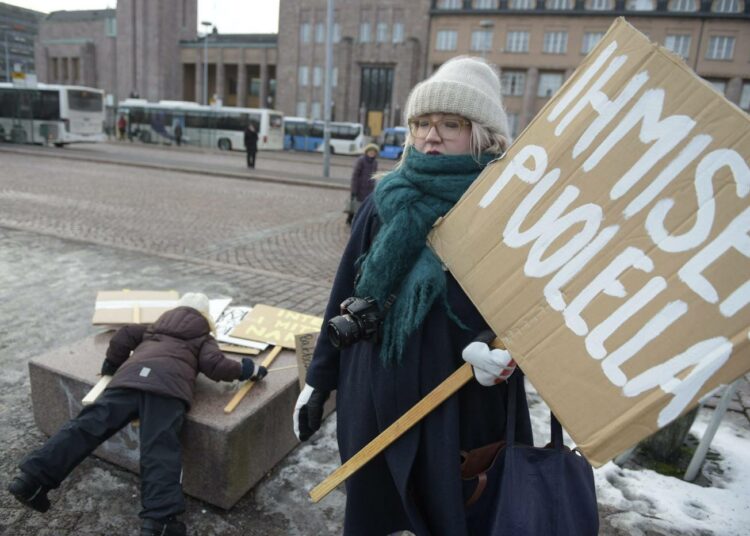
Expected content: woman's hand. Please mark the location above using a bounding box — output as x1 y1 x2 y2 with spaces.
293 384 330 441
462 330 516 386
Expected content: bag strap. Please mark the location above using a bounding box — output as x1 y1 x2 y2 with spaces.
505 371 564 450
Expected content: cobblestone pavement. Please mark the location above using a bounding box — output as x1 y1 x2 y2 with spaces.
0 147 748 536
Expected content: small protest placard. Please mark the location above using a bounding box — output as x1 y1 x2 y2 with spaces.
430 18 750 467
294 331 319 389
229 304 323 349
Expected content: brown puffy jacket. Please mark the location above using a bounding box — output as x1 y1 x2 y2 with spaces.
105 306 242 407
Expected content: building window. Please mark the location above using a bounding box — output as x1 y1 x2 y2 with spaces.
507 112 519 138
668 0 697 11
706 36 735 60
105 16 116 37
509 0 536 7
332 67 338 87
51 57 58 80
501 70 525 96
587 0 612 8
360 22 371 43
471 30 493 52
311 101 321 120
581 32 604 54
712 0 741 11
544 31 568 54
506 31 530 53
437 0 463 8
626 0 655 9
538 72 564 98
738 81 750 109
313 66 322 87
664 34 691 59
704 78 727 95
300 23 311 44
436 30 458 51
333 22 341 43
547 0 573 8
474 0 497 7
71 57 79 82
376 22 388 43
315 22 325 43
298 66 309 86
296 101 307 117
393 22 404 43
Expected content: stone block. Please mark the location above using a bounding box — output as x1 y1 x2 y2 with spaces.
28 331 334 509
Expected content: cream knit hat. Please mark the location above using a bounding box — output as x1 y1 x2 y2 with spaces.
404 56 509 140
177 292 216 332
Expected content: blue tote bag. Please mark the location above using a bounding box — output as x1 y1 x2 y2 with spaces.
461 374 599 535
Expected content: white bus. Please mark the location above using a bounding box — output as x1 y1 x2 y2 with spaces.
284 117 369 155
0 83 106 146
117 99 284 151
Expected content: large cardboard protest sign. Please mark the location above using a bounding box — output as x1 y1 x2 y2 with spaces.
92 290 179 325
430 18 750 467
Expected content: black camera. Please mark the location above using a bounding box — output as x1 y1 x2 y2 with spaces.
327 297 382 349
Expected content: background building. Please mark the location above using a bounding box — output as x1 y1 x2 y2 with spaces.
0 1 43 82
34 0 197 103
180 33 277 108
276 0 433 136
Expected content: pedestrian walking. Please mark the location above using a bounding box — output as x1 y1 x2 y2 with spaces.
244 123 259 168
346 143 380 225
7 293 267 536
174 122 183 147
117 114 127 141
293 56 531 535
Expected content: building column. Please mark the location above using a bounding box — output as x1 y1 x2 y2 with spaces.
520 67 538 130
195 48 202 104
259 49 268 108
216 47 225 104
237 48 247 107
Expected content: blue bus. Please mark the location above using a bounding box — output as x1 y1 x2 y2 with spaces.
283 117 368 155
379 126 407 160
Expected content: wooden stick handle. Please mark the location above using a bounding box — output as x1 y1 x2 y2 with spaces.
224 345 283 414
309 338 505 503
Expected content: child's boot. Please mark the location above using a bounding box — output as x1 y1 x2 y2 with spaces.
7 471 51 513
141 517 187 536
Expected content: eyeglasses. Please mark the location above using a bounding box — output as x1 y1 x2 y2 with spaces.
408 116 471 140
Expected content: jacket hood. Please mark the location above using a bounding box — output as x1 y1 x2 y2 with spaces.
152 306 210 340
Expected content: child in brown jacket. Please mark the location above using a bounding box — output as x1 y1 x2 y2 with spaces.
7 293 266 536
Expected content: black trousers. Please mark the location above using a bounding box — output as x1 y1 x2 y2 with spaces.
20 388 187 521
246 150 256 168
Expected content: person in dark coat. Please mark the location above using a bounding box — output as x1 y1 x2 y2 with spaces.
244 123 259 168
346 142 380 224
7 293 267 536
293 56 532 535
174 122 183 147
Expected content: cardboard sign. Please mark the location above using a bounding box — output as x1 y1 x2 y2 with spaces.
229 304 323 349
294 331 319 389
430 18 750 467
92 290 179 325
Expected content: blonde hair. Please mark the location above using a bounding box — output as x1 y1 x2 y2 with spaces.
375 120 509 177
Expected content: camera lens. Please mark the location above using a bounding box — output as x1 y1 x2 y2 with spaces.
327 314 359 349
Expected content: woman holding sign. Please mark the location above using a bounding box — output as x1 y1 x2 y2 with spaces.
294 57 532 535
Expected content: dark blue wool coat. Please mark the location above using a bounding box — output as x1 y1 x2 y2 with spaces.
306 196 533 536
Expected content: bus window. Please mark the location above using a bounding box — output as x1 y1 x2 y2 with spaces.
269 113 283 129
34 91 61 120
68 89 103 112
0 88 18 117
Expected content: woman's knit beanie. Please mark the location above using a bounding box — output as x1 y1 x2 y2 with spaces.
177 292 216 333
403 56 509 140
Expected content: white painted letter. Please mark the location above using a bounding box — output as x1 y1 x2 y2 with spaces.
479 145 548 208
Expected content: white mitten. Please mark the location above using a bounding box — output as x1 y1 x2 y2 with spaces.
462 331 517 386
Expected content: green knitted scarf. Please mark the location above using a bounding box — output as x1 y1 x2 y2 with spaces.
355 148 494 366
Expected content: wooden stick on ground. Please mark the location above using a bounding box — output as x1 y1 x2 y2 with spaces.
224 345 283 414
309 338 504 503
82 375 112 406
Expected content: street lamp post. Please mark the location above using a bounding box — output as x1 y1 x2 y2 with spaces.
2 26 10 82
201 20 212 105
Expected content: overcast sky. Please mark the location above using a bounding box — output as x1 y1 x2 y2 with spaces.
3 0 280 34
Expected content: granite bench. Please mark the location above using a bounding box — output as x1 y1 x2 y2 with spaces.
27 330 333 509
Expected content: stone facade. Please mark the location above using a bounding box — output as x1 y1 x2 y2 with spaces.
34 0 197 103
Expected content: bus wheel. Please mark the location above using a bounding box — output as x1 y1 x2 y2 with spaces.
54 143 65 148
329 147 336 155
140 131 152 143
218 138 231 151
